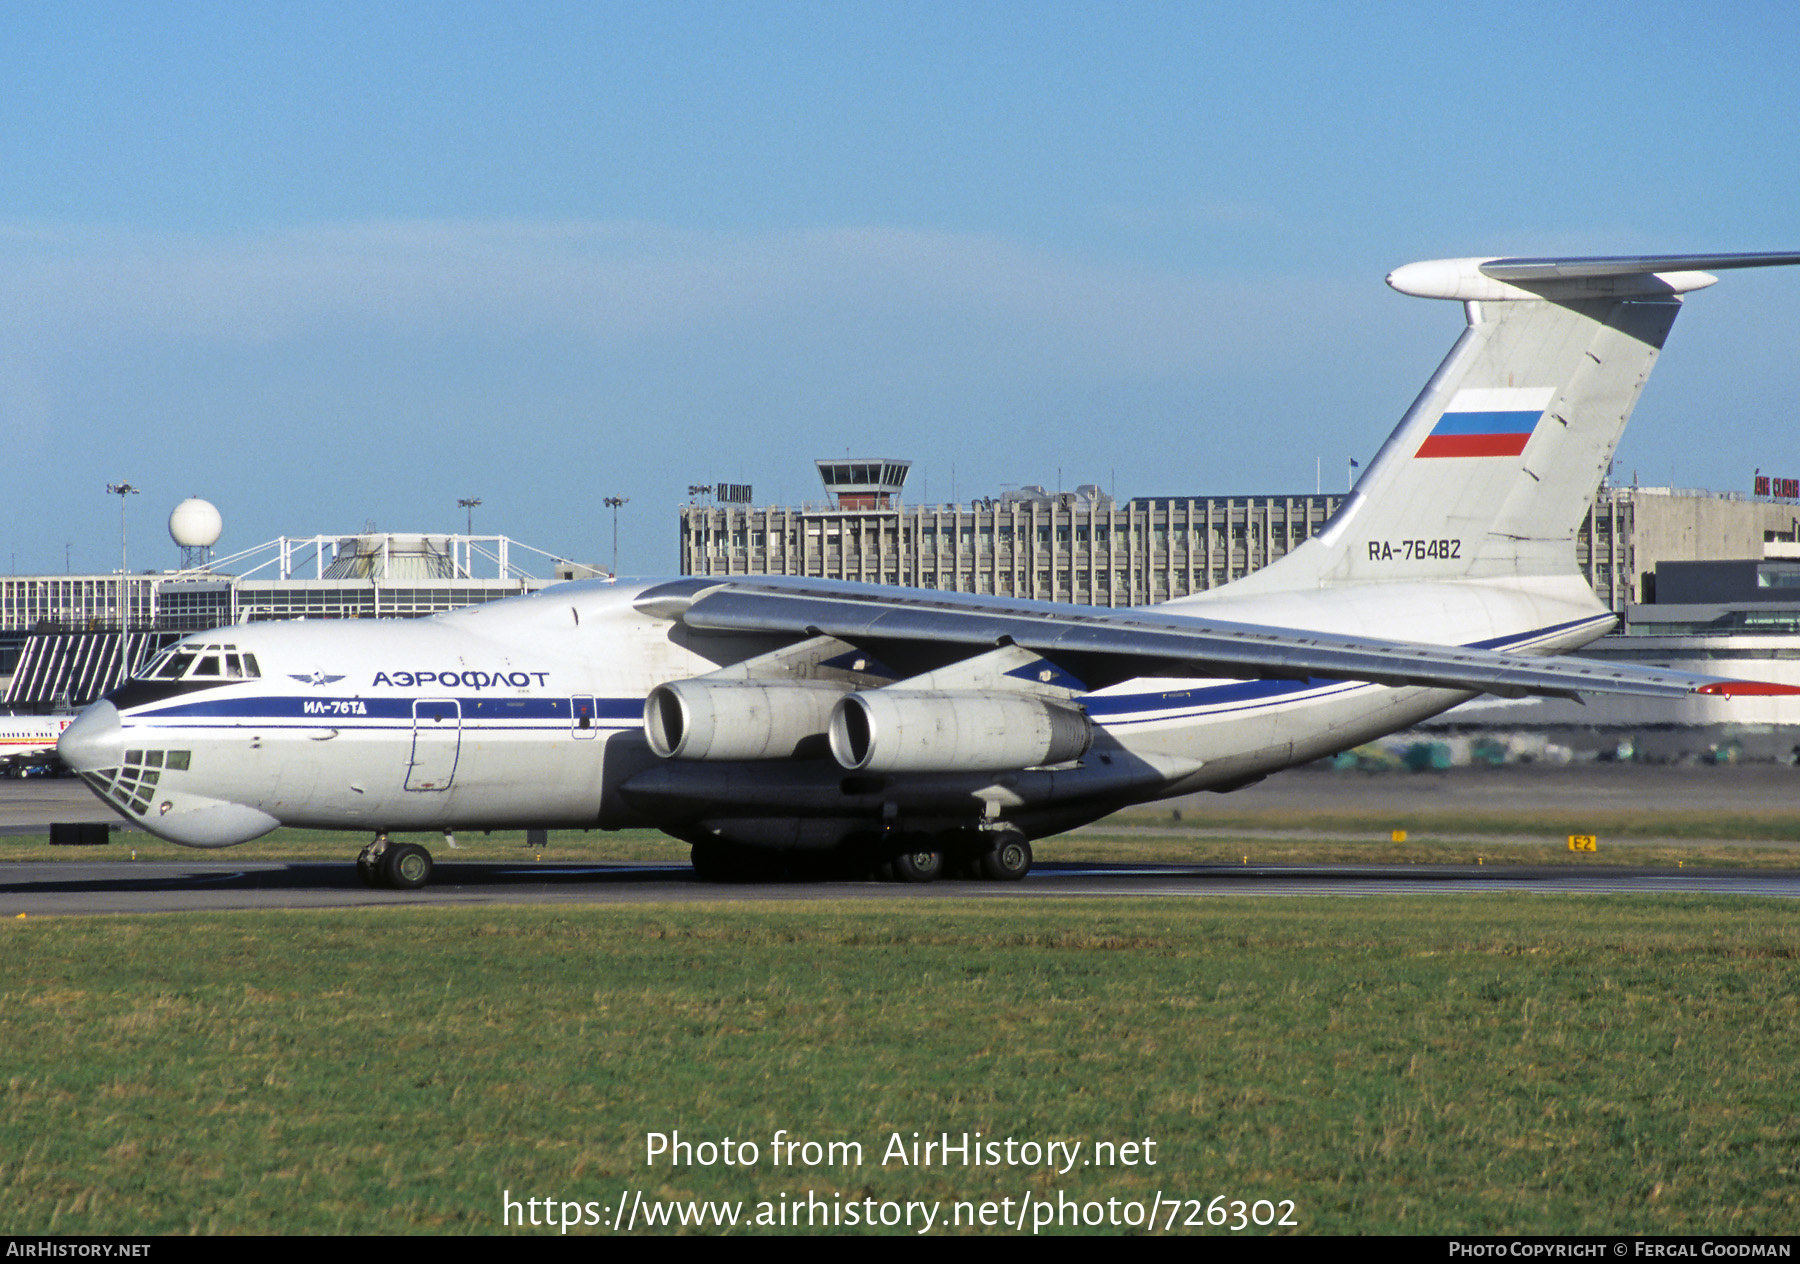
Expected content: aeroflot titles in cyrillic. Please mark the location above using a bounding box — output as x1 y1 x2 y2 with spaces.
372 670 551 689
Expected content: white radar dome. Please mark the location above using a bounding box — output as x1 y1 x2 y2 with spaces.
169 498 223 548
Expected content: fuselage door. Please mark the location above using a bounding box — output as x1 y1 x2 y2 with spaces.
572 695 598 740
406 698 462 791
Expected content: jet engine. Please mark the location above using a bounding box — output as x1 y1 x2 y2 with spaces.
828 689 1092 773
644 679 847 761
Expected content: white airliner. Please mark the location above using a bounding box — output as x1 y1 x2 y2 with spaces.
1 714 74 774
58 251 1800 887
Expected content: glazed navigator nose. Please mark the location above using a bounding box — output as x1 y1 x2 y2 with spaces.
57 701 124 773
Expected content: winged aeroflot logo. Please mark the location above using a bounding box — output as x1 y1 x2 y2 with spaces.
289 672 348 687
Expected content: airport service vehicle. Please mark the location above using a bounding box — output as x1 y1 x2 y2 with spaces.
58 251 1800 887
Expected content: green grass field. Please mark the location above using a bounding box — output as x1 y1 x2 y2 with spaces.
4 897 1796 1235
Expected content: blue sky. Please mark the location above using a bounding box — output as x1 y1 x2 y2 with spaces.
4 1 1798 575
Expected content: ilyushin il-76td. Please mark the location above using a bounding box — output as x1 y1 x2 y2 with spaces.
59 250 1800 887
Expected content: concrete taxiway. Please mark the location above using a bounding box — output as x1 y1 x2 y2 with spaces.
4 858 1799 916
6 764 1799 914
0 778 133 834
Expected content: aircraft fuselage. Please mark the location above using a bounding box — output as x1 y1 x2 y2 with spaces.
58 574 1608 854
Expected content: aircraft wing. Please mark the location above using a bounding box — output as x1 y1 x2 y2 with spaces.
636 576 1789 702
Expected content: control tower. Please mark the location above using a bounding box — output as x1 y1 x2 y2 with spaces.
815 457 911 510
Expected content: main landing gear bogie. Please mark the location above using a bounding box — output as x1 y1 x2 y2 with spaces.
862 828 1033 885
356 833 435 890
889 841 945 883
681 828 1027 886
976 832 1032 882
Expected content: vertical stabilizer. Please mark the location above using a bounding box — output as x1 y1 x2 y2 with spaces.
1217 252 1800 596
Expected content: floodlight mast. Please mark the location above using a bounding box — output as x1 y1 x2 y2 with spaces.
604 496 629 577
105 481 139 628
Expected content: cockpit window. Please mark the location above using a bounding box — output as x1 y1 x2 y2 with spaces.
137 642 261 682
151 652 196 680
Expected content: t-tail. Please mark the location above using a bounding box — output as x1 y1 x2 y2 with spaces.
1226 252 1800 595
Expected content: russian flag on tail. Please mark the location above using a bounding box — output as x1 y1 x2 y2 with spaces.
1415 387 1554 458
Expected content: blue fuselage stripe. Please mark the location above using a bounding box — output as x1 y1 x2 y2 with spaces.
133 696 641 722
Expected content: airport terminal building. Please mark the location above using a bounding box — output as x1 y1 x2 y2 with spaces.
679 460 1799 615
2 525 597 711
11 472 1800 748
678 460 1800 749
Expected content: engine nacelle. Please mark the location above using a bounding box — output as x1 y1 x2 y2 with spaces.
644 679 848 761
828 689 1092 773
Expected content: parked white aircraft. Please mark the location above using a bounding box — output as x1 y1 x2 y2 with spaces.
59 252 1800 887
1 714 74 774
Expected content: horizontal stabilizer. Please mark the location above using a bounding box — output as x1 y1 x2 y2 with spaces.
1387 251 1800 301
1480 252 1800 281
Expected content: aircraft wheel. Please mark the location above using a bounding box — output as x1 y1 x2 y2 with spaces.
978 834 1032 882
890 844 943 883
382 842 433 889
